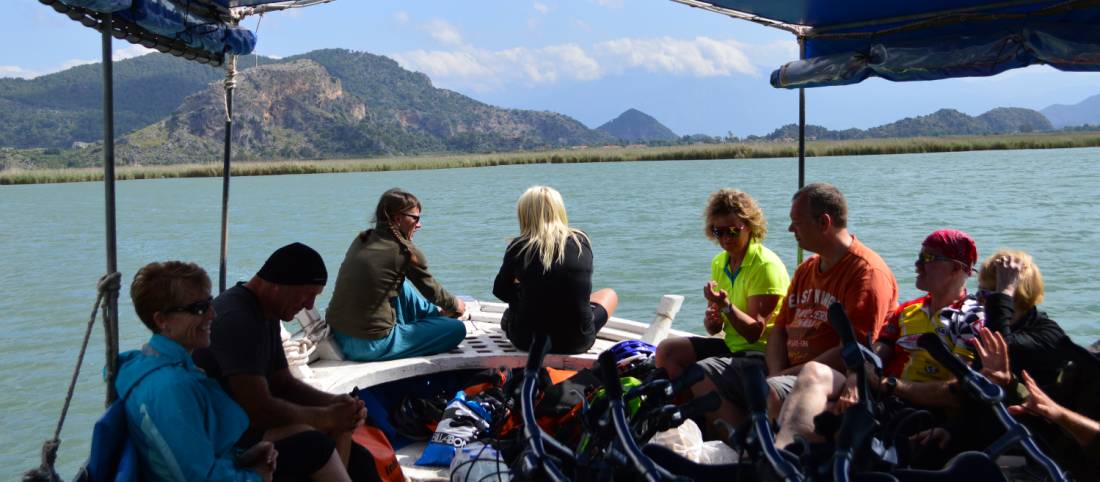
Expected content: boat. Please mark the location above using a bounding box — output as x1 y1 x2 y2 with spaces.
285 296 691 481
20 0 1100 481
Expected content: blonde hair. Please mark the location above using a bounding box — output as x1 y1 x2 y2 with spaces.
515 186 588 272
979 249 1045 312
704 188 768 241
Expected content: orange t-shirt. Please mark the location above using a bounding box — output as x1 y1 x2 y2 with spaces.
775 236 899 367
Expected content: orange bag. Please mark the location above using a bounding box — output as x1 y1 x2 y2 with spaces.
352 425 405 482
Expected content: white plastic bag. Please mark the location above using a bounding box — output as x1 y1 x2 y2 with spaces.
649 419 703 462
698 440 741 464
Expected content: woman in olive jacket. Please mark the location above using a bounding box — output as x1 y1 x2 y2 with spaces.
326 188 466 361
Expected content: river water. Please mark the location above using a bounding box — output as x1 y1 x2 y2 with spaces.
2 148 1099 477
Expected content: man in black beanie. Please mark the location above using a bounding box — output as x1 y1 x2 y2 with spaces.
194 242 380 481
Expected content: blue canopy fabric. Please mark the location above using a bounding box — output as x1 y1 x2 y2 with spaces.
684 0 1100 88
40 0 298 65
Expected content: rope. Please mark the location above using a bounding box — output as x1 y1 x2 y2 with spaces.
23 272 122 482
223 55 238 123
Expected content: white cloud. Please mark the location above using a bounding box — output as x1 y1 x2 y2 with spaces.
593 0 624 7
534 2 550 14
596 36 757 77
60 58 96 70
423 18 464 47
392 36 766 92
393 10 409 24
114 44 156 61
0 65 38 79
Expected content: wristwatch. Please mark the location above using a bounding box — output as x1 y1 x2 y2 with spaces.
883 376 898 396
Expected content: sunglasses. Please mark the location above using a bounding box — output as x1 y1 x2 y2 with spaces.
711 225 744 238
401 212 421 223
916 252 959 265
165 296 214 317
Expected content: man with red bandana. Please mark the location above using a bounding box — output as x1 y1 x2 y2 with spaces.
773 229 983 448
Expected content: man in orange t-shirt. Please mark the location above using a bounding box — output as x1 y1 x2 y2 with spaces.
764 183 897 405
694 183 897 432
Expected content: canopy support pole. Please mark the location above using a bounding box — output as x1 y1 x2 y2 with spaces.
218 56 237 293
101 14 120 405
796 37 806 266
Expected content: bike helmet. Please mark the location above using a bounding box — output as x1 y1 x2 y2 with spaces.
391 395 448 441
609 339 657 376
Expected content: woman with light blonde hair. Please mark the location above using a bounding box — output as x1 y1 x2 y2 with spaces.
976 249 1067 389
493 186 618 353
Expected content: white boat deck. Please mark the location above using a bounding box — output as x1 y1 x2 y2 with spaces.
290 296 691 481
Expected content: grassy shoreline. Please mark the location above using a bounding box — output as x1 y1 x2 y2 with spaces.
3 131 1100 185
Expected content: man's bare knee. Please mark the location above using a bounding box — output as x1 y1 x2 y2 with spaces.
796 361 835 388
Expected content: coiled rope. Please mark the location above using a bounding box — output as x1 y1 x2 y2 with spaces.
23 271 122 482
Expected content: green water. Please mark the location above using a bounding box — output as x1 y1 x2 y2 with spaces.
2 148 1099 477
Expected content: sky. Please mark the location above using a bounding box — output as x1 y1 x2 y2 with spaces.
4 0 1100 137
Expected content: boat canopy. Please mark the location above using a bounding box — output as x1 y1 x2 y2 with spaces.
675 0 1100 88
39 0 329 66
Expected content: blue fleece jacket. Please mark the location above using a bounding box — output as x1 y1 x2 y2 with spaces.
115 334 260 482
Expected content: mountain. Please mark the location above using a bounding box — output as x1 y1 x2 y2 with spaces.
1041 94 1100 128
0 54 228 148
761 108 1052 141
596 108 678 142
4 49 613 164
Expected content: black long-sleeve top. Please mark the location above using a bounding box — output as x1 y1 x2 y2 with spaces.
984 292 1068 389
493 234 594 352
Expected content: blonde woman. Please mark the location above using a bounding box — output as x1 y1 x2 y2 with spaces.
976 249 1067 389
655 189 789 379
493 186 618 354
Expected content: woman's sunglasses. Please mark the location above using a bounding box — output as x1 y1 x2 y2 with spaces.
711 225 744 238
165 296 214 316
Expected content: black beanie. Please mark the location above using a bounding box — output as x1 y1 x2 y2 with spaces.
256 242 328 285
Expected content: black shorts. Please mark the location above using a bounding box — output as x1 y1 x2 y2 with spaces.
238 430 334 481
503 302 610 354
687 336 734 361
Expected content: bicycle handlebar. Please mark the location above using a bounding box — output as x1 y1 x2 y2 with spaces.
520 334 573 482
916 332 1067 482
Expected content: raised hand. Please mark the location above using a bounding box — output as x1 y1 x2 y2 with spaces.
975 327 1012 387
1008 370 1061 420
703 280 729 306
992 255 1024 297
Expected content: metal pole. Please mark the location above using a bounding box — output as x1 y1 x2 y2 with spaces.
797 37 806 265
101 14 120 405
218 56 236 293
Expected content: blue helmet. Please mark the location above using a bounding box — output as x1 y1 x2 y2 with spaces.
609 339 656 375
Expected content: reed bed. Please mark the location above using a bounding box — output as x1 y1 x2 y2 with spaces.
4 132 1099 185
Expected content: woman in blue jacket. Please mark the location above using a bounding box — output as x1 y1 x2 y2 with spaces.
118 261 349 481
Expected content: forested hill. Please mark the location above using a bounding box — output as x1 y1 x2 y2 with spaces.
1 48 613 165
596 108 678 142
761 108 1053 141
0 54 229 149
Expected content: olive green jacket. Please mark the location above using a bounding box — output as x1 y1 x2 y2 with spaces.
326 228 458 340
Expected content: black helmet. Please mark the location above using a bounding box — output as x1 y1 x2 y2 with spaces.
391 395 447 441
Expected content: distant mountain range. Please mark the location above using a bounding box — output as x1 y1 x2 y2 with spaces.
1 49 614 166
759 107 1053 141
1 47 1099 169
1041 94 1100 129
